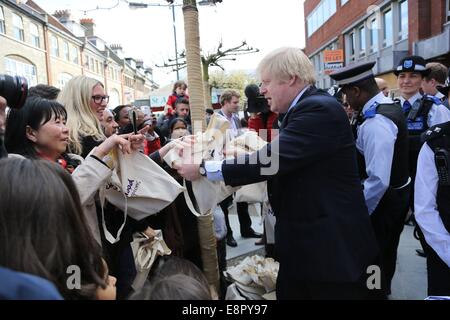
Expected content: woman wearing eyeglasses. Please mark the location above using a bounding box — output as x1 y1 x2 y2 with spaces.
57 75 183 299
58 76 113 158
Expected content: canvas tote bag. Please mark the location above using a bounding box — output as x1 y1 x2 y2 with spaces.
99 149 184 244
230 131 268 203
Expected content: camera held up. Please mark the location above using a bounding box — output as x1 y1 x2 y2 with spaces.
0 74 28 109
244 84 269 114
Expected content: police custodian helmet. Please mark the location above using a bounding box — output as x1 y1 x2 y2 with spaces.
394 56 431 77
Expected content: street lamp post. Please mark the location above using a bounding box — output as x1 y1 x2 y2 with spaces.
171 4 180 80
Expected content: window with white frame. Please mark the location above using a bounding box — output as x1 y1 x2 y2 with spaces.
70 45 78 64
447 0 450 21
0 7 5 34
62 41 69 60
57 72 73 89
348 32 356 61
51 35 59 57
30 23 40 48
307 0 337 37
12 13 24 41
359 26 366 56
383 9 393 47
370 18 379 53
109 89 120 107
4 57 37 86
89 57 94 71
398 0 408 41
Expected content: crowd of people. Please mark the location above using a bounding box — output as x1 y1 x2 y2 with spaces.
0 46 449 300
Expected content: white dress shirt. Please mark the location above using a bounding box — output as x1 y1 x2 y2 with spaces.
414 143 450 267
400 92 450 127
357 92 398 215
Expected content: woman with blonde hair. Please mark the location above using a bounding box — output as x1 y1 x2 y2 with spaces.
58 75 184 299
58 76 109 157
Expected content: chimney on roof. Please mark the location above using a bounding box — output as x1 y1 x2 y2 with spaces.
53 9 71 22
110 44 124 59
80 18 95 37
136 59 144 69
110 44 123 51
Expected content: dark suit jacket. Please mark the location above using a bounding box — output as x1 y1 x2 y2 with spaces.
222 87 379 294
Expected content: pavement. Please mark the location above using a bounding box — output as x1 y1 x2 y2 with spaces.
223 203 429 300
390 224 427 300
221 202 264 261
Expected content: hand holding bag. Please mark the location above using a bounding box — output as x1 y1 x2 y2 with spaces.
99 149 184 244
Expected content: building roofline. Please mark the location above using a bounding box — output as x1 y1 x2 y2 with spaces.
3 0 47 23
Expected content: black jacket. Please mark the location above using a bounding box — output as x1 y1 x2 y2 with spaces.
222 87 379 295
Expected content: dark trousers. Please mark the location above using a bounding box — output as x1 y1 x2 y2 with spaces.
370 184 411 295
219 196 253 236
423 239 450 296
276 268 385 300
216 238 228 299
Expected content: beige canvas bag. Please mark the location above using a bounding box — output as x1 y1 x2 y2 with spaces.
130 230 172 291
99 149 184 244
230 131 268 203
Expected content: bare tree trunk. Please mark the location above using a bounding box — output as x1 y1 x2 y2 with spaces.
202 59 212 109
183 0 205 131
182 0 219 294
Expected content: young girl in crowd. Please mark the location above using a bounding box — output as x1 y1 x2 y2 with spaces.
166 80 188 109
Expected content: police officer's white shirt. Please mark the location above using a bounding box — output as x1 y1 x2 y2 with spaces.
357 92 398 215
435 91 446 101
399 92 450 127
414 143 450 267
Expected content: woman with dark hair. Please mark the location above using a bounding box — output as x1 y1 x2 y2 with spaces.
4 96 144 246
168 117 189 140
5 96 135 171
0 158 116 300
130 256 214 300
113 105 132 131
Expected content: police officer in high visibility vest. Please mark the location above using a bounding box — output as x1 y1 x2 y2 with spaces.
331 61 410 296
395 56 450 258
414 122 450 296
395 56 450 182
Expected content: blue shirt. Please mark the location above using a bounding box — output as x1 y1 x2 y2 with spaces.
0 267 63 300
399 92 450 127
357 92 400 214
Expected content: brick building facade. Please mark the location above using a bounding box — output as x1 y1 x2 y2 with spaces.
304 0 450 94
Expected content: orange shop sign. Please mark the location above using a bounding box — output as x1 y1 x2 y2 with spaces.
323 50 344 75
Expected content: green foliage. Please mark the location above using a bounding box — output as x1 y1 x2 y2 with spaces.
209 70 258 102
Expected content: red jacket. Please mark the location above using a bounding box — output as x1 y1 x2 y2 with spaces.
167 94 189 107
248 111 278 142
144 137 161 155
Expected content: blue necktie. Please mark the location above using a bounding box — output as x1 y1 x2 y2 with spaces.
403 100 412 113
